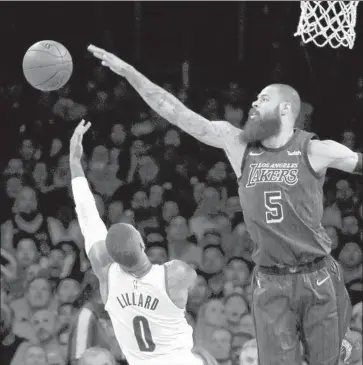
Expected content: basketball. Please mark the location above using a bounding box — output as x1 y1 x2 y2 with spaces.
22 40 73 91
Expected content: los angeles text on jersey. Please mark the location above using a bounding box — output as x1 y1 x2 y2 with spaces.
246 162 299 188
116 292 159 311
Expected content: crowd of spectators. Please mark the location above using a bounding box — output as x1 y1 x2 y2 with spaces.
0 49 362 365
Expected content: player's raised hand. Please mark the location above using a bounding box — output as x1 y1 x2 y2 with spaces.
87 44 133 77
70 119 91 163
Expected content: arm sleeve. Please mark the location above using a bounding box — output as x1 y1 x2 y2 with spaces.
71 177 107 255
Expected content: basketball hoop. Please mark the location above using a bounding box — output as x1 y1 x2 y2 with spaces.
294 1 359 49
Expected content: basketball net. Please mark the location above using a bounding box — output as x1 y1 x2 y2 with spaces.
295 1 359 49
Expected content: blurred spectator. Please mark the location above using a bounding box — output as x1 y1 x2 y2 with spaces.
68 272 122 364
167 216 202 268
79 347 116 365
10 276 56 343
239 338 258 365
0 303 25 365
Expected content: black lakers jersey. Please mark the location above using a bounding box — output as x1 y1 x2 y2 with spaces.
238 129 331 267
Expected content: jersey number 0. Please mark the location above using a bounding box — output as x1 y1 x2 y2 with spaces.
133 316 156 352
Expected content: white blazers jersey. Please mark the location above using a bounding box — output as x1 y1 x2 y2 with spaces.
105 263 195 365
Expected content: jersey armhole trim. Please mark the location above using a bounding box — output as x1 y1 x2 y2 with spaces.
238 143 252 182
103 262 114 307
163 264 171 298
303 134 322 180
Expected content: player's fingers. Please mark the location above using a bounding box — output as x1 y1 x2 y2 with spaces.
87 44 104 54
82 121 92 133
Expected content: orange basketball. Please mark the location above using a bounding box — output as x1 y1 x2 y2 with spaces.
22 40 73 91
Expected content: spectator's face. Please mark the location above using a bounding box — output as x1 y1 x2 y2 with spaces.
211 329 232 360
27 278 52 309
202 187 220 206
91 146 109 167
47 351 65 365
58 279 80 304
204 299 226 327
207 162 227 183
131 191 148 209
339 242 362 268
168 216 189 240
203 232 222 246
50 138 63 158
57 155 70 170
5 176 22 199
226 197 241 217
239 346 258 365
225 295 248 325
203 247 225 274
244 86 283 143
214 215 232 234
239 314 255 337
193 183 206 204
146 246 168 264
111 124 126 146
32 309 57 343
26 264 41 282
224 260 250 287
325 226 339 250
82 353 114 365
16 238 38 268
5 158 24 175
149 185 164 206
164 129 180 147
342 216 359 236
59 304 73 329
20 139 35 160
25 346 47 365
16 187 38 214
49 249 65 278
138 157 159 182
336 180 354 201
33 163 48 184
341 131 355 149
119 210 135 225
107 201 124 224
189 275 209 305
162 201 179 222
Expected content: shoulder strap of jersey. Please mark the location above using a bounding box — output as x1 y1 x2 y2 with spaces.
301 130 323 179
239 142 255 182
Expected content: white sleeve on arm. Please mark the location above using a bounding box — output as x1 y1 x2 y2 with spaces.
71 177 107 255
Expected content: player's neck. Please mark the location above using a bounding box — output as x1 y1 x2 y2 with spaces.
123 257 152 279
262 128 294 149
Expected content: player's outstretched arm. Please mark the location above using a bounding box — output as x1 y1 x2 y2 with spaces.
70 121 113 286
308 139 362 175
88 45 239 149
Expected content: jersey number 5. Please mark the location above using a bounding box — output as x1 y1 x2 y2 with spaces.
264 191 284 223
133 316 156 352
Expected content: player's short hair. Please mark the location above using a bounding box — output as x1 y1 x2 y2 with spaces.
270 83 301 120
106 223 143 268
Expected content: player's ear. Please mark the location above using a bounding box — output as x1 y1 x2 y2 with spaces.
280 102 291 116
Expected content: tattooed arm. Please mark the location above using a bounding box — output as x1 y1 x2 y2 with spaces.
88 44 241 148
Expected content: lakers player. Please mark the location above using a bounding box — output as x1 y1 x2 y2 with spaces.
88 45 362 365
69 121 217 365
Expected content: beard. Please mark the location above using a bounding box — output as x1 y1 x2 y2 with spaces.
241 108 282 143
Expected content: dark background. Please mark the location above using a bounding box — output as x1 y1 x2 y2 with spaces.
1 1 363 140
